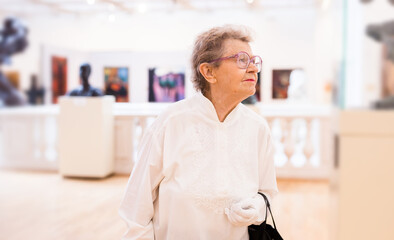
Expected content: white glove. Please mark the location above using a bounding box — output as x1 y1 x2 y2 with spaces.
225 194 267 227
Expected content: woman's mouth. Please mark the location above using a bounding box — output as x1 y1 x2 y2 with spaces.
243 79 255 82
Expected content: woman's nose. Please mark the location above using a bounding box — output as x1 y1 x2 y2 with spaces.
247 62 259 73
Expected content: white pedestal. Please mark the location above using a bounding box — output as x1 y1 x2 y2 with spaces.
58 96 115 178
338 110 394 240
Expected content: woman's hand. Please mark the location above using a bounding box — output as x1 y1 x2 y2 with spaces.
225 194 266 227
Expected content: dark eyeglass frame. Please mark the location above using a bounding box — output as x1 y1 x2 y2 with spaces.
208 51 262 72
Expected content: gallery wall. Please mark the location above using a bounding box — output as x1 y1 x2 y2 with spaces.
345 0 394 108
2 3 343 105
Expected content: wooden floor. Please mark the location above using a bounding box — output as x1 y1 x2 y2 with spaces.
0 169 337 240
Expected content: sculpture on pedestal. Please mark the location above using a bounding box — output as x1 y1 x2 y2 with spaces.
0 17 28 107
68 63 103 97
26 74 45 105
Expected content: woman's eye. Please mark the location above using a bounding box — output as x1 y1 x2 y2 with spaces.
240 58 248 63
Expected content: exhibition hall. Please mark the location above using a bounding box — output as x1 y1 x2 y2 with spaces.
0 0 394 239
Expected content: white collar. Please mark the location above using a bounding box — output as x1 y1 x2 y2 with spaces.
194 92 242 125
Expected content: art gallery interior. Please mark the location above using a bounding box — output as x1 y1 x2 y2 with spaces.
0 0 394 239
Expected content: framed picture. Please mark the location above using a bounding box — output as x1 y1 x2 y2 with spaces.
51 56 67 104
148 67 185 102
272 68 306 101
272 69 292 99
104 67 129 102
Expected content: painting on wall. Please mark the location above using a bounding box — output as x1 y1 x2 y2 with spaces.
272 68 307 101
148 67 185 102
272 69 292 99
51 56 67 104
104 67 129 102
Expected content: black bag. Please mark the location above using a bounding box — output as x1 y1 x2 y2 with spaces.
248 192 283 240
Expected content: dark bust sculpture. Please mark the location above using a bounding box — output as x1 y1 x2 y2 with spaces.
26 74 45 105
68 63 103 97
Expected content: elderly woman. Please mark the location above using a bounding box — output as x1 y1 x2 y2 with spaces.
119 25 278 240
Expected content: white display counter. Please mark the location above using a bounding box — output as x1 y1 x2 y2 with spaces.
58 96 115 178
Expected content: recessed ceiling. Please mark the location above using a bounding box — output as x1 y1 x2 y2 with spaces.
0 0 320 18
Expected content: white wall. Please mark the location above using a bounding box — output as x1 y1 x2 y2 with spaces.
2 5 342 104
345 0 394 108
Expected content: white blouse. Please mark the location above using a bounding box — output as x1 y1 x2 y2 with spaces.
119 92 278 240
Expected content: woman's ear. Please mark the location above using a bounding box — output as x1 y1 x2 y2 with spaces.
199 63 217 84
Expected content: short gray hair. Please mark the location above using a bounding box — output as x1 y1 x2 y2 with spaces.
191 25 252 94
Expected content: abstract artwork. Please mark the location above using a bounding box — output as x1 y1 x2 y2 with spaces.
148 67 185 102
104 67 129 102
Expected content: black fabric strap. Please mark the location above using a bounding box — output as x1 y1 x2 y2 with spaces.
257 192 278 230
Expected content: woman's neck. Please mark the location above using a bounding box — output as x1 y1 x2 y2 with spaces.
204 90 240 122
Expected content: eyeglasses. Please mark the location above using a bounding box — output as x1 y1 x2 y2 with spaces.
209 51 262 73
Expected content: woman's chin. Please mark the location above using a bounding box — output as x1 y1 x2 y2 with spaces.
246 87 256 96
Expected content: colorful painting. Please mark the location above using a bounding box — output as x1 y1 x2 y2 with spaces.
148 67 185 102
272 69 292 99
104 67 129 102
51 56 67 104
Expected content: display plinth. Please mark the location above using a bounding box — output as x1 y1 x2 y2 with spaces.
58 96 115 178
338 110 394 240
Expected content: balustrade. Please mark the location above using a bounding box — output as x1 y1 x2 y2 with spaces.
0 103 333 179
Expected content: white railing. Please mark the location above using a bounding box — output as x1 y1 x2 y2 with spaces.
0 106 59 171
0 103 334 179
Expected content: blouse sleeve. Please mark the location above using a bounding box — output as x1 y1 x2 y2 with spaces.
258 129 279 204
119 126 164 240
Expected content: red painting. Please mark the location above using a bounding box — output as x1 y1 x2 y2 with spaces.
272 69 292 99
51 56 67 103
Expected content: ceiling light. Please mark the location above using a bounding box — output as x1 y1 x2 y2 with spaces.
246 0 254 4
86 0 95 5
138 3 147 13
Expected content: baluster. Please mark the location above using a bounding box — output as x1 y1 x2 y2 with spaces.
39 115 46 163
44 116 57 163
114 117 134 174
114 119 121 171
266 117 274 130
283 118 295 167
140 116 148 137
127 117 136 171
33 115 41 160
130 117 139 167
266 117 277 156
303 118 315 167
